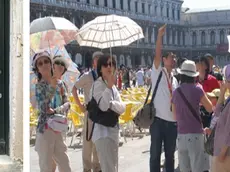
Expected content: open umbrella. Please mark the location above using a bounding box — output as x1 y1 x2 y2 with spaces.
76 14 144 49
30 16 79 51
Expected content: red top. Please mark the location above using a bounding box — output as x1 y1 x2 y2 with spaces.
200 74 220 93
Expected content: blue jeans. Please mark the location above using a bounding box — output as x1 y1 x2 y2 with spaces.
150 117 177 172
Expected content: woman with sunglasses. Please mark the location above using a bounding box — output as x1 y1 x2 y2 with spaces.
51 55 70 172
89 54 125 172
33 50 71 172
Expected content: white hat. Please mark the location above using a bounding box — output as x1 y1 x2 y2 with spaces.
53 55 69 69
177 60 199 77
32 50 52 68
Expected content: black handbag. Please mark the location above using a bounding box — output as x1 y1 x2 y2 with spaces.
86 83 119 141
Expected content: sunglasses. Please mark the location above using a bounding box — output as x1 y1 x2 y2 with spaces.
37 59 50 67
103 62 114 68
54 60 65 67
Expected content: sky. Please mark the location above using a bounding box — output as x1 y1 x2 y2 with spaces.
182 0 230 9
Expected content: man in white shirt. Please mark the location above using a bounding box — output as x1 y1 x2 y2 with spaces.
72 51 103 172
150 25 178 172
136 68 145 87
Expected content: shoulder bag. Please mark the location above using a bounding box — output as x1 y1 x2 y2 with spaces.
133 71 163 129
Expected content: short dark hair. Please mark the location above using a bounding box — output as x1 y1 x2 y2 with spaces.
162 52 173 66
177 58 187 68
180 74 195 84
97 54 117 77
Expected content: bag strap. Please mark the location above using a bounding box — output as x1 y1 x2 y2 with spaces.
150 71 163 105
178 87 202 125
86 80 105 141
143 85 152 105
86 115 95 141
143 71 162 106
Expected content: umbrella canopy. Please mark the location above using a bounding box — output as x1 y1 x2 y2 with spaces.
76 14 144 49
30 17 79 51
30 16 78 34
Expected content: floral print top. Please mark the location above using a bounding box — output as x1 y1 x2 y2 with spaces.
213 97 230 156
35 79 70 133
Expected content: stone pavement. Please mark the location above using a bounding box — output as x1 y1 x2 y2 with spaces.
30 135 179 172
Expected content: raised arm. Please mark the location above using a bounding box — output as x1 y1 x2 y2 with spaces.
153 24 167 69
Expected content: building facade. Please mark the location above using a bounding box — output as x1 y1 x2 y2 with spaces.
0 0 23 171
30 0 230 68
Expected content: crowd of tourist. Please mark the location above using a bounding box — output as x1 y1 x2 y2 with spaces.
32 24 230 172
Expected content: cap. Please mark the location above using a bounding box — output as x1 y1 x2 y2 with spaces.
92 51 103 59
204 53 214 60
53 55 69 69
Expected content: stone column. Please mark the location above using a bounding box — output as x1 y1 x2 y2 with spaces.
151 27 155 44
123 0 128 10
108 0 113 8
207 30 211 45
145 3 148 14
215 29 220 44
116 0 120 9
169 29 172 44
145 27 149 43
180 31 183 45
163 29 167 45
175 30 178 45
224 29 228 43
168 3 172 19
99 0 104 6
138 2 142 13
130 0 135 12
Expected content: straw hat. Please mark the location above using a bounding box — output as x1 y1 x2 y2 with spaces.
177 60 199 77
206 89 220 98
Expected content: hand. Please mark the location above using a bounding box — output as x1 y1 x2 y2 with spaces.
220 81 227 94
218 153 226 163
204 128 212 135
107 74 116 89
79 104 86 113
50 74 58 88
158 24 167 37
47 107 55 114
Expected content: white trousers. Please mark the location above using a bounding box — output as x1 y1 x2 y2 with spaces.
35 129 71 172
94 138 118 172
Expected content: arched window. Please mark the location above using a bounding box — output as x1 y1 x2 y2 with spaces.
220 30 225 44
201 31 206 45
210 31 215 44
192 32 197 45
